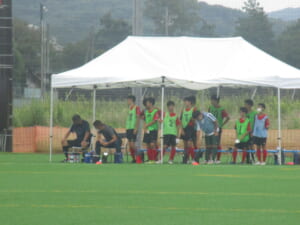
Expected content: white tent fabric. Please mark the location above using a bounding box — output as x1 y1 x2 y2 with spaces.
50 36 300 164
52 36 300 90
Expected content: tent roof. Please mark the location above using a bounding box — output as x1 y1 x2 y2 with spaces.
52 36 300 90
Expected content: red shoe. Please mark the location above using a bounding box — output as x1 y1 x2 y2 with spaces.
96 161 102 165
192 161 200 166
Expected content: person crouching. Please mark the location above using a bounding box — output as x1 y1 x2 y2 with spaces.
93 120 123 163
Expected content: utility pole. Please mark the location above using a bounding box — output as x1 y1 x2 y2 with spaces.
132 0 143 149
165 7 169 36
40 3 48 98
0 0 13 152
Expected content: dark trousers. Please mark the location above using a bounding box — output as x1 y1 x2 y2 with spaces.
95 139 122 155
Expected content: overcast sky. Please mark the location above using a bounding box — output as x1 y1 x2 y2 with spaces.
201 0 300 12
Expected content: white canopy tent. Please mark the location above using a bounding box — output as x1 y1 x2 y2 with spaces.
50 36 300 163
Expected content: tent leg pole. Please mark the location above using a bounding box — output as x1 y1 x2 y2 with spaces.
49 86 54 163
92 86 97 151
160 77 165 164
217 86 220 98
277 88 282 165
92 86 97 123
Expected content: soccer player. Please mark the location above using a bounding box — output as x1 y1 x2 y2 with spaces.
160 101 181 164
208 95 230 163
125 95 141 163
141 97 160 163
193 111 219 164
180 96 198 164
232 107 251 164
61 114 91 162
93 120 123 163
253 103 270 165
245 99 257 163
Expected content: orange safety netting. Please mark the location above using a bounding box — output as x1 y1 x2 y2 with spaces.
12 126 300 153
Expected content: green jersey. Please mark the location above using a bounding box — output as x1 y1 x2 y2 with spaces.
246 110 257 130
208 105 225 128
236 118 250 143
181 107 196 128
163 112 178 136
126 106 138 130
145 109 159 131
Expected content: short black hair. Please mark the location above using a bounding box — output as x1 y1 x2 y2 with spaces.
244 99 254 106
192 110 201 119
258 103 266 109
72 114 81 122
189 95 196 105
93 120 104 127
127 95 136 102
240 107 248 113
167 100 175 107
211 95 220 103
143 97 155 106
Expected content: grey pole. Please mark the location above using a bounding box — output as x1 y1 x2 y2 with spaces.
132 0 143 150
49 85 54 162
277 88 282 165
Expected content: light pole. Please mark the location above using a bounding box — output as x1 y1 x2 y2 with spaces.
40 3 48 98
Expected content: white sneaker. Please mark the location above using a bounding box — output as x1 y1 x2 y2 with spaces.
215 160 221 164
168 160 173 164
260 162 266 166
156 160 163 164
255 162 261 165
207 160 214 165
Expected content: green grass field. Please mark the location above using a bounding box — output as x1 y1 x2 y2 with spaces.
0 153 299 225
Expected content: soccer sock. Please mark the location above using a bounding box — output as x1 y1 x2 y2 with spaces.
217 145 222 160
147 149 152 161
169 147 176 161
263 149 267 162
256 149 262 162
242 151 247 163
232 150 238 163
63 146 68 159
189 147 195 160
129 148 136 159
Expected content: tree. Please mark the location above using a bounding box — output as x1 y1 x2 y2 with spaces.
276 19 300 69
144 0 214 36
13 19 41 85
235 0 274 53
95 13 131 52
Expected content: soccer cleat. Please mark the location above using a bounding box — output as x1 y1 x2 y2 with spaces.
192 161 200 166
230 161 236 164
168 160 173 164
156 160 163 164
131 159 136 163
61 159 68 163
207 160 214 165
260 162 266 165
96 160 102 165
145 160 155 164
215 160 221 164
255 161 261 165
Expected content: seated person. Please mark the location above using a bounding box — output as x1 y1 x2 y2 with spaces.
61 114 91 162
93 120 123 163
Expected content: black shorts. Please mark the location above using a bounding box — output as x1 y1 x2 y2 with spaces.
235 142 249 150
126 129 137 142
253 137 267 146
164 135 176 147
143 130 158 144
181 126 196 141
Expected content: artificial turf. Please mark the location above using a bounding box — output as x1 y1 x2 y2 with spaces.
0 153 299 225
